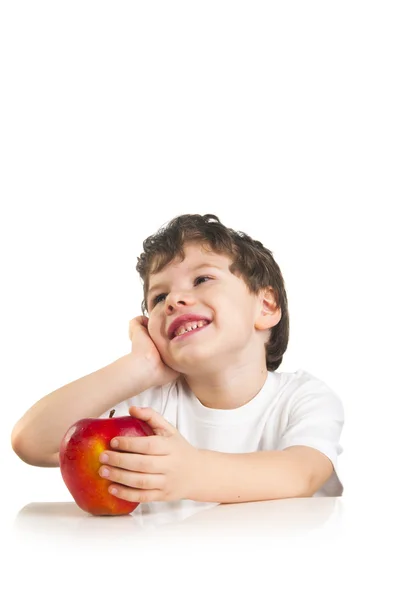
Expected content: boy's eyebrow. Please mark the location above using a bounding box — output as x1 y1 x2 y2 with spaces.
148 262 223 296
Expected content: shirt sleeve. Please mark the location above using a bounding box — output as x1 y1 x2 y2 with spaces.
98 384 167 419
98 401 130 419
276 374 345 496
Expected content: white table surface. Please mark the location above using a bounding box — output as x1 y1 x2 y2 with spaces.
13 496 341 541
4 494 396 599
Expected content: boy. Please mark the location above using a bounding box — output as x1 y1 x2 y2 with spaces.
11 213 344 506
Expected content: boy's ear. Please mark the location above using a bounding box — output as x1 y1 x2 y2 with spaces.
255 286 282 331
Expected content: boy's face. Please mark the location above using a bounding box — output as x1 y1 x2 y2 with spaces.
146 242 271 375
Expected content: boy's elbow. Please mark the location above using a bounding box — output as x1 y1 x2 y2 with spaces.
11 424 27 461
11 427 60 467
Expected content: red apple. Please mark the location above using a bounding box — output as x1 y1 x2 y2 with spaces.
59 410 153 516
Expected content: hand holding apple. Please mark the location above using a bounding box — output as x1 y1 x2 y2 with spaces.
59 410 154 516
95 406 202 504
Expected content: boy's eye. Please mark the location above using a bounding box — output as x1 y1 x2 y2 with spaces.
152 276 211 307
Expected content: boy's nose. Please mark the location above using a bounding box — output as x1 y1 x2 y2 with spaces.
165 294 195 312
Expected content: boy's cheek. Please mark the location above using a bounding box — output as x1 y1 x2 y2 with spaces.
147 322 163 346
148 318 174 352
146 317 155 335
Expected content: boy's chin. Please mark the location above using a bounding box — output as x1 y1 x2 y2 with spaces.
173 357 223 376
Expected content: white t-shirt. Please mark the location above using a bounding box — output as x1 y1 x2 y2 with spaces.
107 369 344 499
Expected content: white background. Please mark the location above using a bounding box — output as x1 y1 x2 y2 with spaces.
1 1 397 596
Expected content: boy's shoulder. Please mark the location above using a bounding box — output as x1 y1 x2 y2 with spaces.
138 369 340 400
108 369 343 419
148 369 343 413
277 368 341 395
274 368 344 418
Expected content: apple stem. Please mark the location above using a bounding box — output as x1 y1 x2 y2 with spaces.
109 409 115 418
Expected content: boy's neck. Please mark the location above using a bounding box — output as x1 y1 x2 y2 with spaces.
181 363 269 410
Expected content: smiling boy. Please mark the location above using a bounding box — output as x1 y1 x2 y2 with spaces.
11 214 344 505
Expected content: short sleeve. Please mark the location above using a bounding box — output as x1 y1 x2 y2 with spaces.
98 383 168 420
276 376 345 496
98 400 130 419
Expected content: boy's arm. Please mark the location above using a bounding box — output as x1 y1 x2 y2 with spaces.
192 445 334 503
98 408 335 504
11 353 155 468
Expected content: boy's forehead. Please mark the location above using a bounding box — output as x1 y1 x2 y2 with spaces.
173 243 227 264
148 244 232 286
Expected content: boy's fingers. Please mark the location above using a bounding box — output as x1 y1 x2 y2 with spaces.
110 434 168 455
129 406 177 437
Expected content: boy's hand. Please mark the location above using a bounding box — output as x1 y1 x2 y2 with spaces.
98 406 201 503
129 316 181 387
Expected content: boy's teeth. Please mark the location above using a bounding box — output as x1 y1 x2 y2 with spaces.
175 320 208 337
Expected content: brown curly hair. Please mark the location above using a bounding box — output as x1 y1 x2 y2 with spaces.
135 214 289 371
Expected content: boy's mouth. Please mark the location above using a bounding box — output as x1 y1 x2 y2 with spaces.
171 322 212 342
168 315 212 339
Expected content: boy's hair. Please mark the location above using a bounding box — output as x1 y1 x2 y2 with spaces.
136 214 289 371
